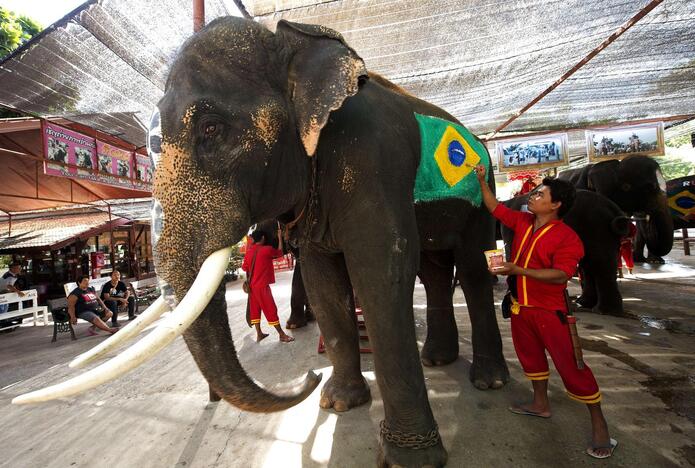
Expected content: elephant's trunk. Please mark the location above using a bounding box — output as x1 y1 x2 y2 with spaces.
642 194 674 256
181 282 321 412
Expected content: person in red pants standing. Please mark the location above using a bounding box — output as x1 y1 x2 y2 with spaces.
475 164 617 459
242 228 295 343
618 222 637 277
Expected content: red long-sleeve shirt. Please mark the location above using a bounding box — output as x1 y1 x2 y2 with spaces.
242 243 283 287
493 203 584 312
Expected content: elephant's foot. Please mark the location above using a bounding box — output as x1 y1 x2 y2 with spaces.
377 428 447 468
470 354 509 390
646 255 665 264
592 304 624 316
319 375 370 412
286 308 316 329
576 295 597 310
420 339 458 367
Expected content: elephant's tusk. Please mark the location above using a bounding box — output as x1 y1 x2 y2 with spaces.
12 247 232 405
69 296 170 369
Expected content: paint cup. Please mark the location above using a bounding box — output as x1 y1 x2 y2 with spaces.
484 249 505 271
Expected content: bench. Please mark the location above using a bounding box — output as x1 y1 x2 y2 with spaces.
0 289 49 332
46 297 76 342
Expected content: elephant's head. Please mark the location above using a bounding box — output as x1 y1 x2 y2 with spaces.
588 155 673 256
148 17 367 411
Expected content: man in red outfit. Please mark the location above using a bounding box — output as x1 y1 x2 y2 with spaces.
476 164 617 459
242 228 294 343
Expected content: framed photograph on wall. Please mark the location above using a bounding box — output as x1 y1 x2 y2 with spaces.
495 133 569 173
586 122 664 161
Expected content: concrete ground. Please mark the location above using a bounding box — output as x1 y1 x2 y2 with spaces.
1 241 694 467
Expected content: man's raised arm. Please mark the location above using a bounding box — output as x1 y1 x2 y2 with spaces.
475 164 498 213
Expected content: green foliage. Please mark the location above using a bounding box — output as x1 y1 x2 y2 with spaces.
660 156 695 180
227 243 244 274
665 134 691 148
0 255 11 270
0 7 42 58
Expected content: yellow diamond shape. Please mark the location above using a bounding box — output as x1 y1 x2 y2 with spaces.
434 126 480 187
668 191 695 216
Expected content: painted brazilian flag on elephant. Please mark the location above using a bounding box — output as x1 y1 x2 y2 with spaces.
413 113 489 205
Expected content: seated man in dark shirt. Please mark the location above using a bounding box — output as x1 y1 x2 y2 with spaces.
68 275 119 335
100 270 136 327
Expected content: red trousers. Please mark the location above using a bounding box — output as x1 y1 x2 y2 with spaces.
619 243 634 269
249 284 280 326
512 306 601 404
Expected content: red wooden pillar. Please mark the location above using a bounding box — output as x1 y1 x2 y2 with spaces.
193 0 205 32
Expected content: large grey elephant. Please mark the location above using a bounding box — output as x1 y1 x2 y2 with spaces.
558 155 673 260
148 16 512 467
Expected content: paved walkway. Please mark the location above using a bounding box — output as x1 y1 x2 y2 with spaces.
1 242 693 467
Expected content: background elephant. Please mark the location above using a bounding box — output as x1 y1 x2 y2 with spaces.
151 16 509 466
558 155 673 262
635 174 695 262
502 190 630 315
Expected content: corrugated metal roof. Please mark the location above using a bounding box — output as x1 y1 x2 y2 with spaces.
0 0 693 145
0 211 121 251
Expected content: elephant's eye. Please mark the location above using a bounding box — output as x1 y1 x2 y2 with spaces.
204 123 218 137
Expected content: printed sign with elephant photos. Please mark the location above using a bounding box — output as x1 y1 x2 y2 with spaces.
42 121 152 191
586 122 665 162
495 133 569 173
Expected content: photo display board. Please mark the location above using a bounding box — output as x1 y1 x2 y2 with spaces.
586 122 665 161
42 121 152 191
495 133 569 173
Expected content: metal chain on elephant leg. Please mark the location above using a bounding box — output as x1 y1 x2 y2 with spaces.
379 420 441 450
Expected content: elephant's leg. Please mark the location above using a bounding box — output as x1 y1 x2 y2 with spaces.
286 262 311 329
418 250 459 366
345 238 447 467
634 230 648 263
301 248 370 412
576 265 598 309
587 257 624 316
455 251 509 390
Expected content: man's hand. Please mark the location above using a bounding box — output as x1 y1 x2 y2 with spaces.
475 164 487 183
18 291 26 297
489 262 522 276
119 298 128 305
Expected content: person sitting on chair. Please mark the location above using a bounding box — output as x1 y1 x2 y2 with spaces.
68 275 119 335
101 270 136 327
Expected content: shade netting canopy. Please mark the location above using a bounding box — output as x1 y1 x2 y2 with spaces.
0 0 693 146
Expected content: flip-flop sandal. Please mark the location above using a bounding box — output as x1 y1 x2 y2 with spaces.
508 406 551 419
586 438 618 459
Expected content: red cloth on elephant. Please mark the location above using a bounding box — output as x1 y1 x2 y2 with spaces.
512 306 601 403
493 203 584 312
248 284 280 326
242 243 283 287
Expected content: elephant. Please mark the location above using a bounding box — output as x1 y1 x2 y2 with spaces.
558 155 673 263
150 17 510 466
635 174 695 262
502 190 630 315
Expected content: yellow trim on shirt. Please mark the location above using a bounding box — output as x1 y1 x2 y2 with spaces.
520 224 556 305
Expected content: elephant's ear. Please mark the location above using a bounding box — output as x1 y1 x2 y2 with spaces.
276 20 368 157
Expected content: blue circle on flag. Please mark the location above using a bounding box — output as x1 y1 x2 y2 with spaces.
676 196 695 209
448 140 466 167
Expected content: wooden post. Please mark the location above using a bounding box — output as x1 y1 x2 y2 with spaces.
108 205 116 274
193 0 205 32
